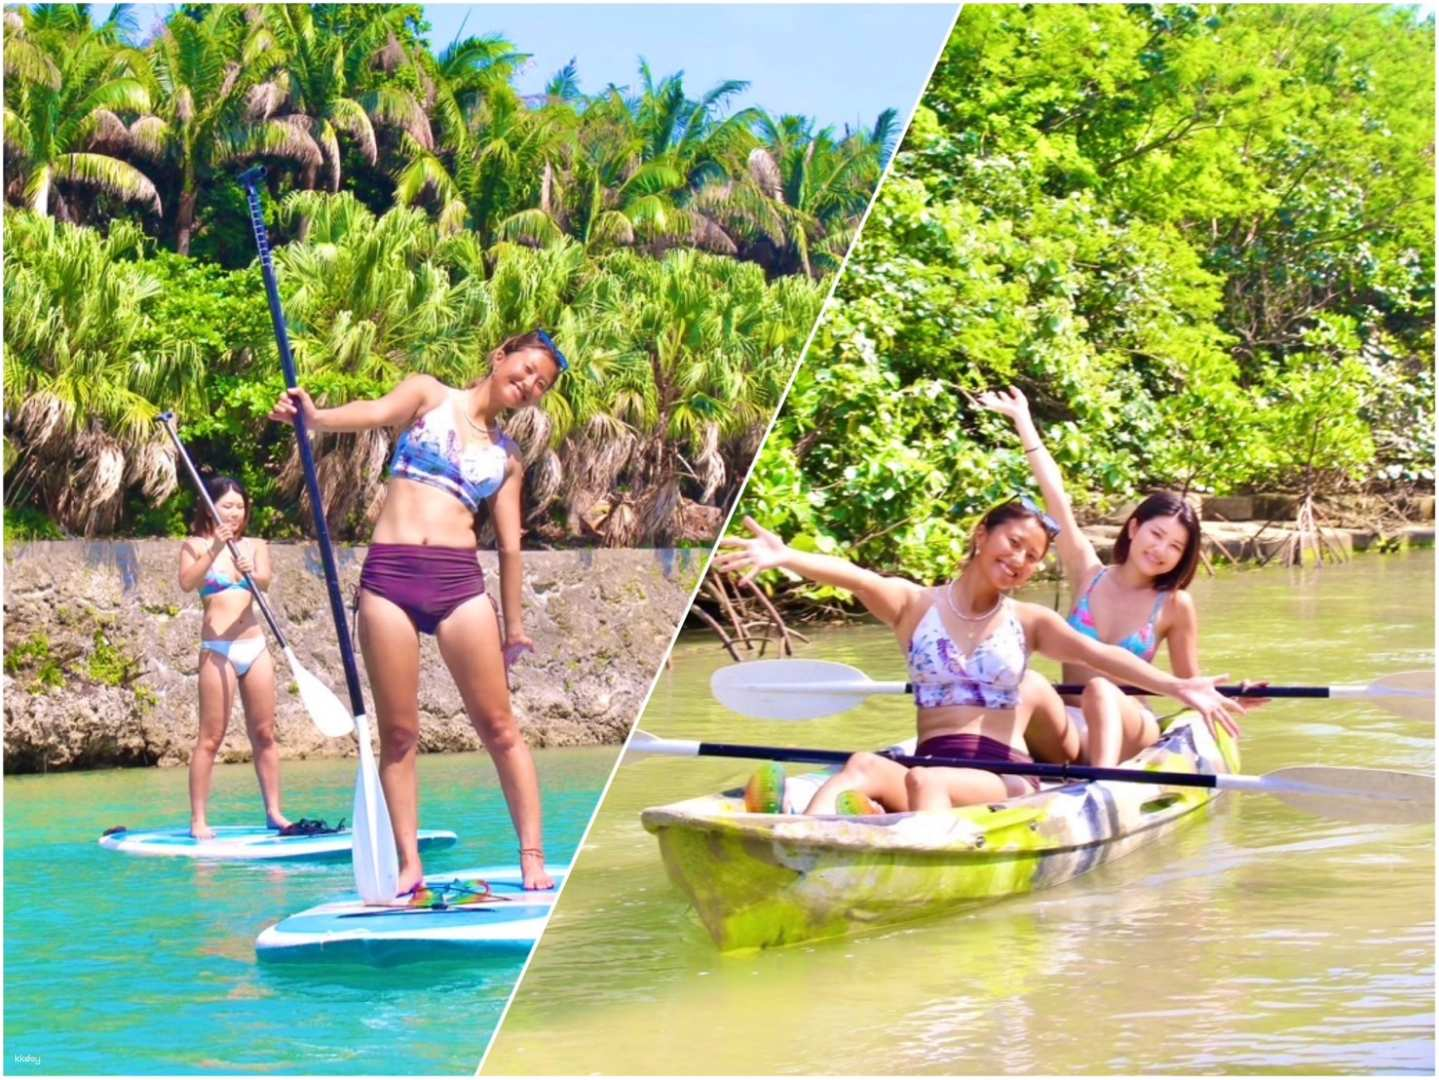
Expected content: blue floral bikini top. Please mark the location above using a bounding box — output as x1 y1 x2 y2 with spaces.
389 390 516 514
906 596 1030 710
199 542 256 599
1066 567 1168 661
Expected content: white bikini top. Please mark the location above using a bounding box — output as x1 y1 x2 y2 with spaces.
905 597 1030 710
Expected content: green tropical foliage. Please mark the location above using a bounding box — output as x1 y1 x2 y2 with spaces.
740 4 1434 588
2 3 876 541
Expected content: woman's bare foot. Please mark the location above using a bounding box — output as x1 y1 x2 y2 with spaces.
266 812 292 831
520 847 554 890
190 820 216 840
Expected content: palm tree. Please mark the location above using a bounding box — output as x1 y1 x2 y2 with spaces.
3 7 161 221
131 4 276 253
392 32 531 233
3 211 205 534
708 110 896 277
504 63 764 256
243 6 431 200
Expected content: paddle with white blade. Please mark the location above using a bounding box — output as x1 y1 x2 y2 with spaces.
711 659 1436 722
240 167 397 904
157 412 353 739
627 730 1434 826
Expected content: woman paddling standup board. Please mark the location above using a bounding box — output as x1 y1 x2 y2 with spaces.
178 476 290 838
715 504 1244 814
269 330 568 894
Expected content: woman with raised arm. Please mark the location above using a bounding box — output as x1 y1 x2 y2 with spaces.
714 505 1242 814
977 386 1208 767
269 330 568 893
178 476 288 838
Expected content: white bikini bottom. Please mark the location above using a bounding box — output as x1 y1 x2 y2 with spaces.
201 637 268 677
1064 702 1157 747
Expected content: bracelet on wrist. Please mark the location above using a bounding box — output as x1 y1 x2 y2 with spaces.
1022 444 1041 454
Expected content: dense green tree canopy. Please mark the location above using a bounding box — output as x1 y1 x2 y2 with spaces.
740 4 1434 588
2 3 873 541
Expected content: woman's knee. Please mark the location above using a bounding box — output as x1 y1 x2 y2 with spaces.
842 751 887 780
1083 677 1122 712
379 722 420 760
247 717 277 749
904 766 937 798
471 708 522 753
194 729 225 756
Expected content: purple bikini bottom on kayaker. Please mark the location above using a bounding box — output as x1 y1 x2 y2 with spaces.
914 733 1042 792
358 543 486 636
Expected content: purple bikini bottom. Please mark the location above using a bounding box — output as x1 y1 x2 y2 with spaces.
359 543 486 636
914 733 1041 792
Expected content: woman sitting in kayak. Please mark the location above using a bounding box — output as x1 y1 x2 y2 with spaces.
269 330 568 893
178 476 289 839
978 386 1208 767
714 505 1243 813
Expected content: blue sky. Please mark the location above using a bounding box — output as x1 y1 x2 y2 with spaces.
94 4 959 133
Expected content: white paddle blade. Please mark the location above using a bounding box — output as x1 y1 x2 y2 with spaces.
1233 766 1435 826
710 659 895 720
285 648 355 738
350 713 399 903
626 730 699 758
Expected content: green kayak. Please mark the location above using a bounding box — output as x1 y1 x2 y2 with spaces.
640 711 1240 951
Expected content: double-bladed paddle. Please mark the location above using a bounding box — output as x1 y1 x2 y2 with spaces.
628 730 1434 825
157 412 353 740
711 659 1435 723
240 166 398 904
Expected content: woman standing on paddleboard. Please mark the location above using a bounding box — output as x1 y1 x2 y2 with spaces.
178 477 289 838
977 387 1211 767
715 504 1243 814
269 330 566 894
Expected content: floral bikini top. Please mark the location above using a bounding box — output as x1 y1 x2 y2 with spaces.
1066 567 1168 661
906 595 1030 710
389 390 515 514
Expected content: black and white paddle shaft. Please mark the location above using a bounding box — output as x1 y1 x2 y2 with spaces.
628 731 1434 826
712 659 1434 722
240 167 398 904
156 412 352 739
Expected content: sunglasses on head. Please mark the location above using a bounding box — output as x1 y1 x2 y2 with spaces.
533 329 570 373
1014 493 1061 539
954 494 1061 540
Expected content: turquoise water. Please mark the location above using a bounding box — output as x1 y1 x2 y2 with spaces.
4 746 615 1075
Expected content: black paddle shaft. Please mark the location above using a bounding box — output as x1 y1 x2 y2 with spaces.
693 740 1222 790
239 167 365 715
156 412 290 650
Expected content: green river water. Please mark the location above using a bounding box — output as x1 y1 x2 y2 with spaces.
485 551 1435 1076
3 746 615 1074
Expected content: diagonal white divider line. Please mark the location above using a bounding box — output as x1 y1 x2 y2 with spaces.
474 6 966 1073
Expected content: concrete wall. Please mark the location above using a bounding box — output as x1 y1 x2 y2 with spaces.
3 541 703 773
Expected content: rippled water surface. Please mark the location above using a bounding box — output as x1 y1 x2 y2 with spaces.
485 552 1435 1075
4 747 614 1074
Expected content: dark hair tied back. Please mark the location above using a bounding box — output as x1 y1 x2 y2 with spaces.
968 499 1056 558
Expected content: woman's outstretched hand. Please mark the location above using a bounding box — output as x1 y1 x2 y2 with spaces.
713 516 789 583
1172 674 1245 741
974 386 1034 429
268 387 319 429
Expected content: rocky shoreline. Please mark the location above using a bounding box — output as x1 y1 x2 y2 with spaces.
3 542 704 774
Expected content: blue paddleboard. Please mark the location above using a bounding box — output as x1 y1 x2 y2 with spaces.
98 825 458 862
255 864 568 963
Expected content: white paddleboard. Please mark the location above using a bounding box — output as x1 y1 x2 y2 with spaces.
255 864 568 962
98 825 458 862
